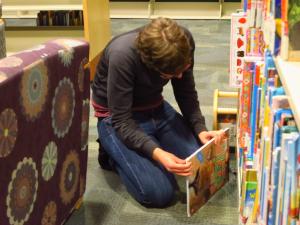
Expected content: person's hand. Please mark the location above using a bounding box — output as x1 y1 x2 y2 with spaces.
152 148 192 176
198 130 225 145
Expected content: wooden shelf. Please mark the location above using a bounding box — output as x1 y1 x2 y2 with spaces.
109 1 240 19
3 4 82 11
5 26 83 31
3 1 241 19
152 2 221 19
2 4 82 18
275 57 300 129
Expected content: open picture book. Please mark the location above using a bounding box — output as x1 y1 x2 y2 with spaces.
186 128 230 217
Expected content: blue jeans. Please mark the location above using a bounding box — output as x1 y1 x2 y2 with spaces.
98 101 201 207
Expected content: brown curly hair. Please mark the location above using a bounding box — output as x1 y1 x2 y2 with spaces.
135 17 191 74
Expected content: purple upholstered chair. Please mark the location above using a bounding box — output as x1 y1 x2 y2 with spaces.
0 39 90 225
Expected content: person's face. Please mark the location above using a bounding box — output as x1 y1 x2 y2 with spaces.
159 63 191 80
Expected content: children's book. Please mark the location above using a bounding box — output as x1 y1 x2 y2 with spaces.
229 12 247 88
240 169 258 224
186 128 230 217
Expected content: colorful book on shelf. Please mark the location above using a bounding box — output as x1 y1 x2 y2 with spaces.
282 133 299 225
258 137 271 225
268 147 281 225
275 128 298 225
230 12 248 88
246 28 265 57
265 0 282 56
250 62 263 160
256 0 263 27
249 0 257 27
239 57 263 153
273 0 282 56
288 135 299 222
239 61 253 149
240 169 257 224
297 138 300 223
186 128 230 217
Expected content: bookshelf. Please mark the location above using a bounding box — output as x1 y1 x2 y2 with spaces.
2 0 81 18
232 5 300 223
2 0 241 20
109 1 241 19
275 58 300 129
3 0 111 68
2 5 82 18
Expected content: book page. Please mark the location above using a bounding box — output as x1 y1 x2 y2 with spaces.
186 128 230 217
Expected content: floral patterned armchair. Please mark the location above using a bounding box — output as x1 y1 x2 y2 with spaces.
0 39 90 225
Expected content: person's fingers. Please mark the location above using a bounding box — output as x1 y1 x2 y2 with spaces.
171 170 192 176
169 162 192 170
217 137 221 145
170 165 192 173
175 171 193 177
174 157 189 164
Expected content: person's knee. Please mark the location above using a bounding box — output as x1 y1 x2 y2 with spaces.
139 182 175 208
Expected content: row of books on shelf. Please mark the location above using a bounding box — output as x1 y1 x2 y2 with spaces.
237 50 300 225
37 10 84 27
231 0 300 224
243 0 300 61
230 0 300 87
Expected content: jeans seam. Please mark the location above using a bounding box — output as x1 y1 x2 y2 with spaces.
107 128 145 200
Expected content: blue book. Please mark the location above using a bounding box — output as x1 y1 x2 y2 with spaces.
272 109 293 153
271 87 285 97
281 135 298 224
274 0 282 56
268 147 281 225
249 62 263 160
275 132 298 225
289 135 299 220
264 50 275 77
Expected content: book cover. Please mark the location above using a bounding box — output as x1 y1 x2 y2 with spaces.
250 62 263 159
276 131 298 225
239 57 262 150
240 169 257 224
268 147 281 225
186 128 230 217
230 12 248 88
241 182 258 224
288 135 299 222
246 28 265 57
